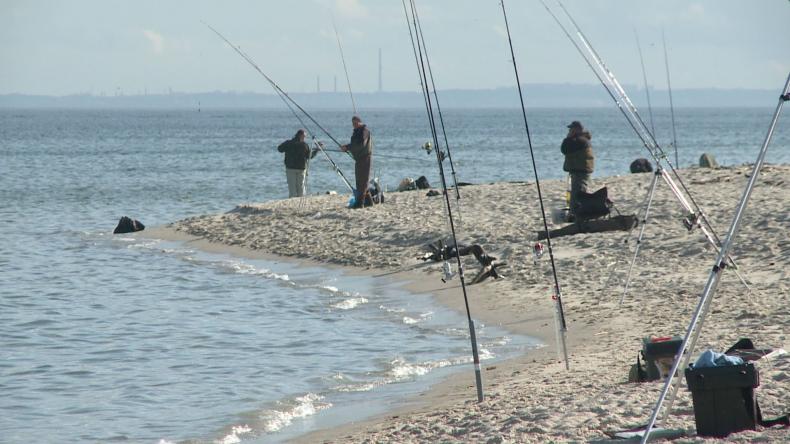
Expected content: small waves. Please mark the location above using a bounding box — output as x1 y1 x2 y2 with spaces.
77 234 531 444
402 311 433 325
258 393 332 433
220 260 290 282
215 424 252 444
210 393 331 443
332 353 485 394
389 357 431 378
331 297 368 310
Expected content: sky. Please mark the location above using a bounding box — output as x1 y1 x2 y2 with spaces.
1 0 789 96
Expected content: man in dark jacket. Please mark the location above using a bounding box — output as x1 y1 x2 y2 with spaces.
340 116 374 208
561 120 594 219
277 129 312 198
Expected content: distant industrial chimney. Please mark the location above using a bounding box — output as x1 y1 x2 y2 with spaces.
378 48 383 93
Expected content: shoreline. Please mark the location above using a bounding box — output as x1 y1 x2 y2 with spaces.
162 165 789 442
145 226 562 441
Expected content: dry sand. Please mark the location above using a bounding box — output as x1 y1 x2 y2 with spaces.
165 165 789 443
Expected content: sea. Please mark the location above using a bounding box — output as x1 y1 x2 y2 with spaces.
1 107 787 443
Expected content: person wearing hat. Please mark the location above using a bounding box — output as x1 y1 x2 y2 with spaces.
561 120 594 220
277 129 315 198
340 115 374 208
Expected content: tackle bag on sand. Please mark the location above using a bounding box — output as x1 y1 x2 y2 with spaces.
573 186 612 221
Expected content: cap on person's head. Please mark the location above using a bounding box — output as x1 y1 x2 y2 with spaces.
351 115 362 123
567 120 583 130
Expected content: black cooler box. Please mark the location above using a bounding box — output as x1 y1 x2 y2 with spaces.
684 362 759 438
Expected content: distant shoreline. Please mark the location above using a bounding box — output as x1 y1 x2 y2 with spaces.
0 83 780 109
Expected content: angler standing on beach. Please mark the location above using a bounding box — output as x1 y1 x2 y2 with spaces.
340 115 374 208
561 120 595 220
277 129 314 198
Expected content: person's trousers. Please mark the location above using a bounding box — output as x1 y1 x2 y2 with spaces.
286 168 306 198
569 172 591 214
354 155 372 206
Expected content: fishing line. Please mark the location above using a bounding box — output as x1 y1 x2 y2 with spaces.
320 148 426 162
400 0 434 130
662 29 679 168
541 1 748 284
551 0 710 223
498 0 569 370
634 30 656 137
331 16 358 116
552 0 744 267
405 0 484 403
402 0 453 236
203 22 354 192
409 0 463 206
400 0 462 228
204 23 348 152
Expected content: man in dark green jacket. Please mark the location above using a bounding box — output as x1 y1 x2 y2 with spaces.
277 129 312 198
561 120 594 219
340 116 374 208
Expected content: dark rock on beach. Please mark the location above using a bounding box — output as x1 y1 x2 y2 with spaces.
113 216 145 234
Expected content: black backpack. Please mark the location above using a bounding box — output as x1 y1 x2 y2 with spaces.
574 187 612 221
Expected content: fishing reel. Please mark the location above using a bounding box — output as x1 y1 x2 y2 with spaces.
532 242 545 265
422 141 446 162
441 261 456 283
683 213 699 232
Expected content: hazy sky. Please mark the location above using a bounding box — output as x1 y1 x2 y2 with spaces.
2 0 789 96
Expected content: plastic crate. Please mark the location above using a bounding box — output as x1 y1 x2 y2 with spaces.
684 363 759 438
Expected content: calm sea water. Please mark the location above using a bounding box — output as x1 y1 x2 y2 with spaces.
1 107 787 443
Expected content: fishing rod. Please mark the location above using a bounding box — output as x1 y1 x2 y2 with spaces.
634 30 656 137
405 0 484 403
320 147 426 162
400 0 433 132
400 0 463 228
641 72 790 444
401 0 456 237
409 0 463 208
499 0 569 370
662 29 679 168
331 17 358 116
550 0 703 216
540 0 749 289
203 22 354 192
551 0 748 288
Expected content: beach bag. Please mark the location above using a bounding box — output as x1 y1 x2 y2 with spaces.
113 216 145 234
630 158 653 173
574 186 612 221
370 178 385 205
398 177 416 192
415 176 431 189
628 353 648 383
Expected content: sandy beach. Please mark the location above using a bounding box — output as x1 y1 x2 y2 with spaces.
164 164 789 443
